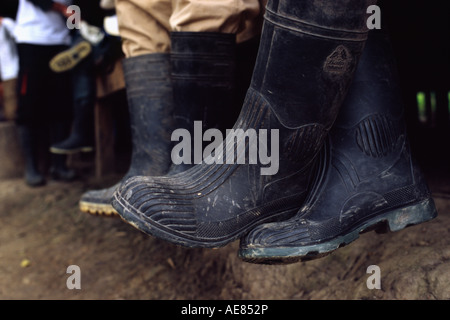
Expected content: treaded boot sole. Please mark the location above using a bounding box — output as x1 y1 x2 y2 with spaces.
113 191 300 248
79 200 118 217
49 41 92 73
239 198 438 265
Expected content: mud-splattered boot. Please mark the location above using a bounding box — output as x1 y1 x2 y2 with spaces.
238 29 438 264
112 0 377 248
79 53 175 216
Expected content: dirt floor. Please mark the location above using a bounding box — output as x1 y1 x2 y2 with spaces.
0 158 449 301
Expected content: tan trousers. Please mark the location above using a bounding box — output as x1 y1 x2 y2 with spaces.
116 0 266 57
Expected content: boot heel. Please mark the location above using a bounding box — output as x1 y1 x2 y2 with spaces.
386 198 437 232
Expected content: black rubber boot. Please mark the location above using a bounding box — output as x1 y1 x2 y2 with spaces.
238 30 438 264
167 32 237 175
17 125 46 187
112 0 376 248
49 99 95 154
79 53 175 216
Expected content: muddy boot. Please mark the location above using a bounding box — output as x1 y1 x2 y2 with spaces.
167 32 237 175
17 125 45 187
112 0 376 248
79 53 175 216
238 30 438 264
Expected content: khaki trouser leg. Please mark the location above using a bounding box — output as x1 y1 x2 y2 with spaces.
169 0 266 44
116 0 266 57
116 0 172 57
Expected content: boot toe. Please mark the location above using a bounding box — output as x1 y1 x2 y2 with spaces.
79 184 119 216
238 217 320 264
112 175 199 244
25 173 46 187
241 217 311 248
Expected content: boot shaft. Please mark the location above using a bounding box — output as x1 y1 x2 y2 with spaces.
249 0 377 129
170 32 237 133
333 30 406 167
305 29 432 222
122 53 175 177
336 29 404 126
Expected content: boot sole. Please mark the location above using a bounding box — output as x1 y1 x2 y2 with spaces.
26 178 46 187
49 41 92 73
238 198 438 265
50 146 94 155
79 201 118 217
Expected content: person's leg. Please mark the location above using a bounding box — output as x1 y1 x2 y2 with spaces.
15 44 47 186
45 45 77 181
239 29 438 264
50 33 96 155
119 0 172 56
79 0 174 216
112 0 377 248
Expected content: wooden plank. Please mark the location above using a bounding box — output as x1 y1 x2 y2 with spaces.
94 58 126 178
96 59 125 99
0 122 24 179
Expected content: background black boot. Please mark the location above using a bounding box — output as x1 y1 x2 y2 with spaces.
168 32 237 175
112 0 376 248
17 125 45 187
239 30 438 264
79 53 175 216
50 98 95 154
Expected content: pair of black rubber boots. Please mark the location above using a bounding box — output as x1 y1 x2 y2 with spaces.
98 0 437 264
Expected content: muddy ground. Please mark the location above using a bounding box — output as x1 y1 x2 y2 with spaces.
0 156 449 301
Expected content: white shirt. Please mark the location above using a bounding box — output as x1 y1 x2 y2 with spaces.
0 18 19 80
14 0 73 46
